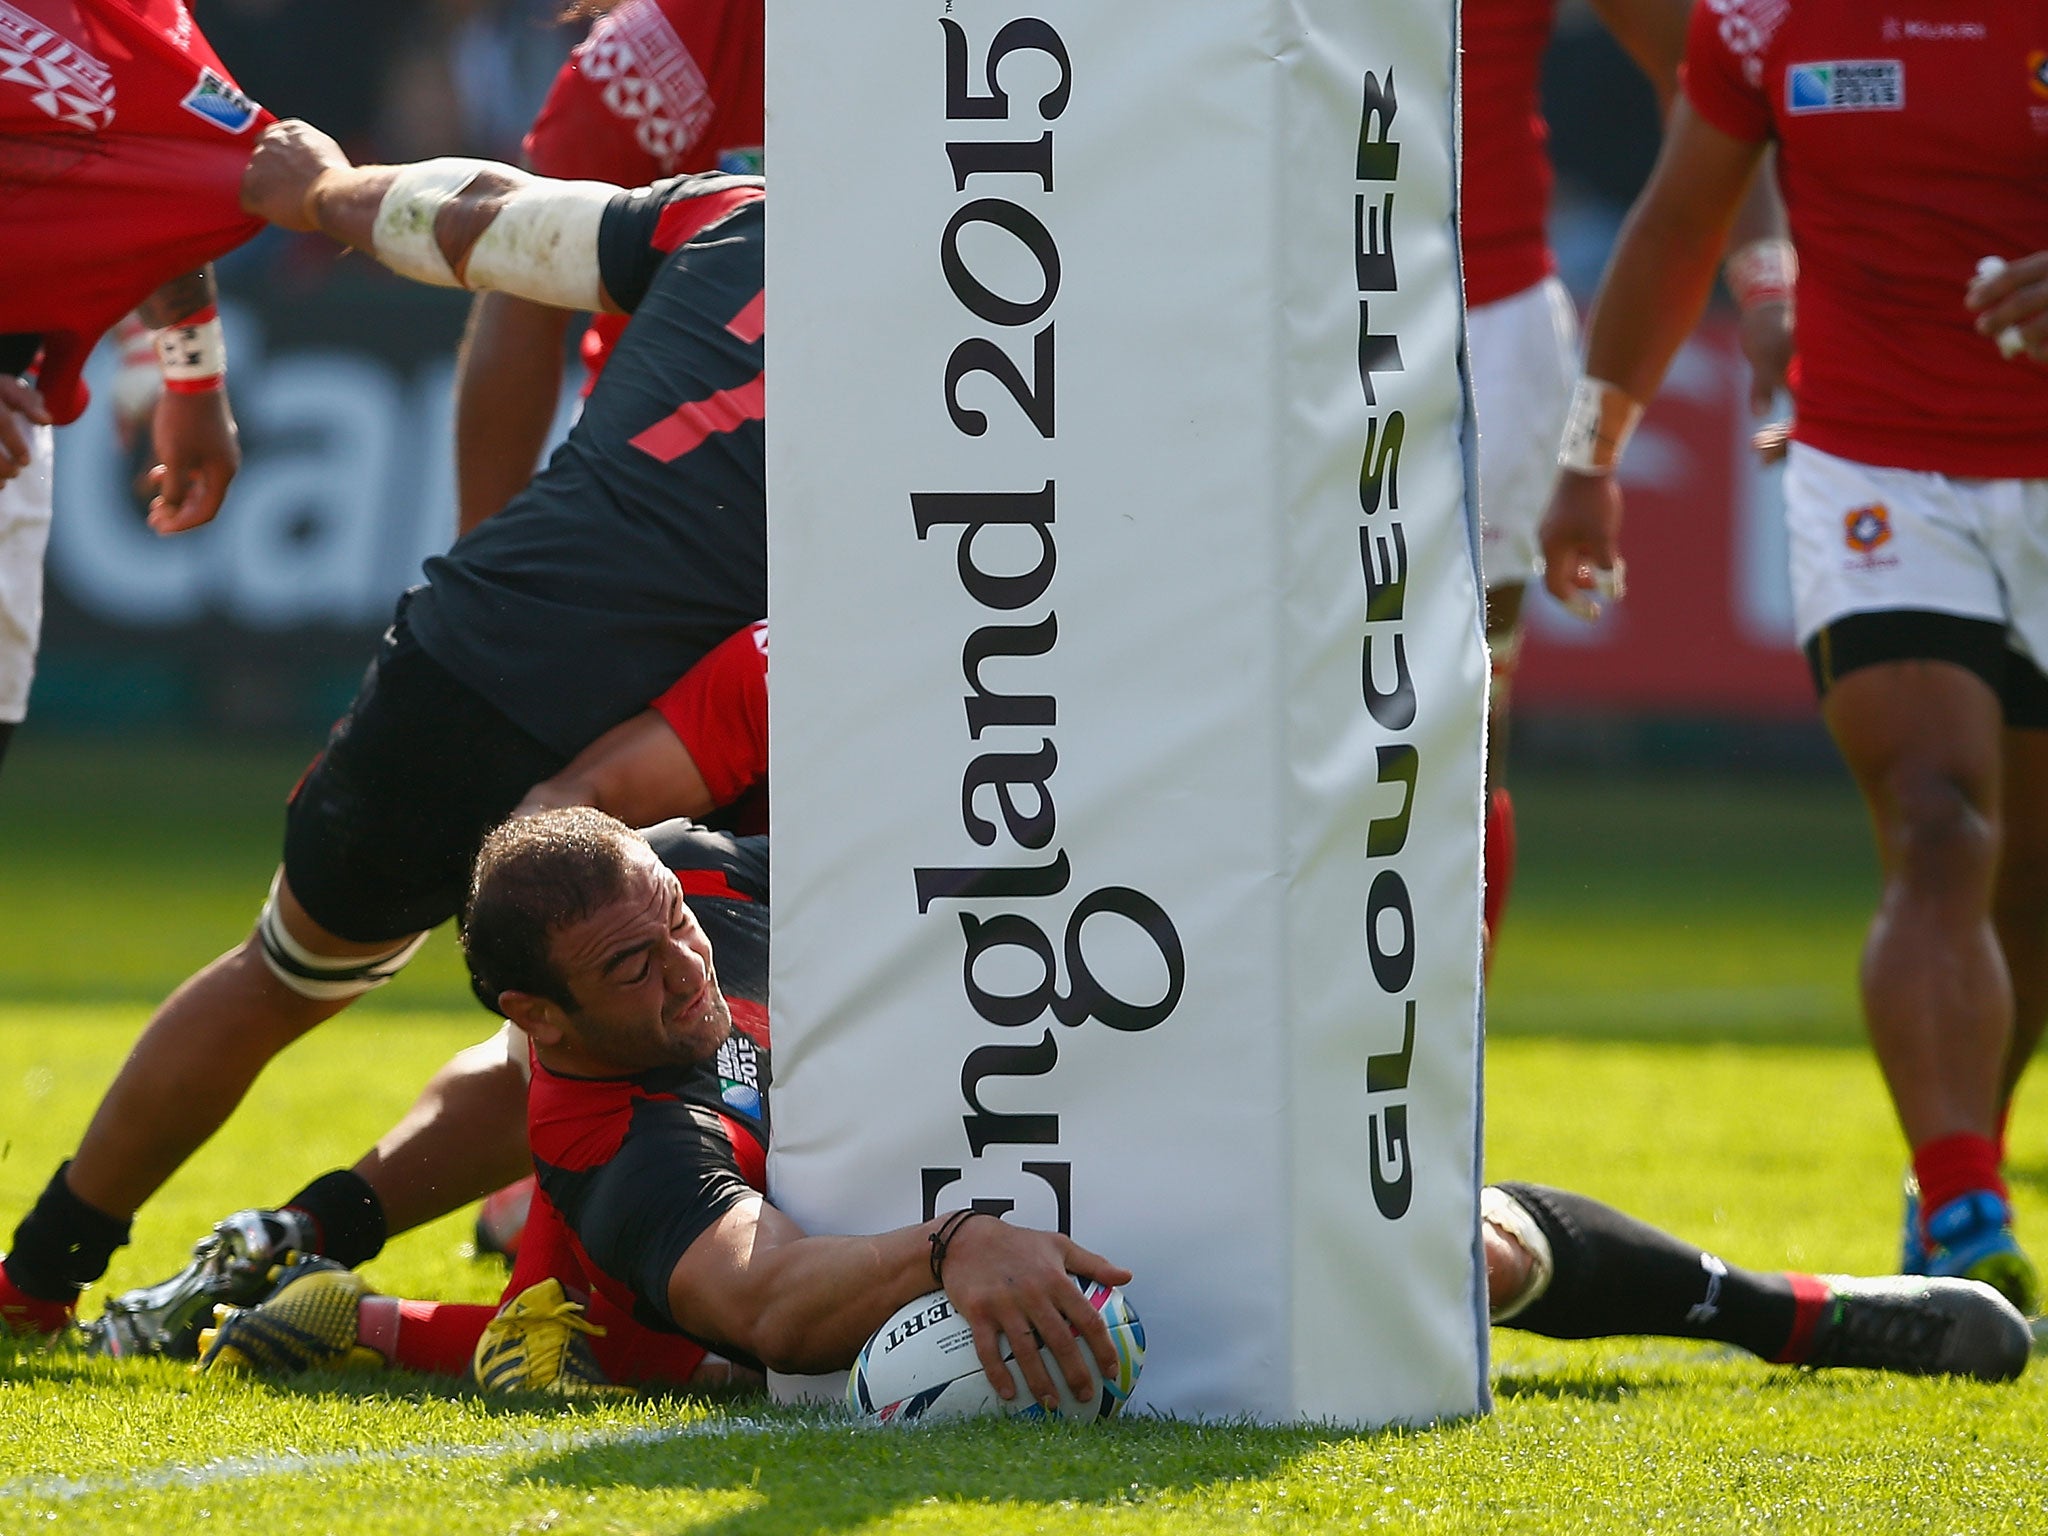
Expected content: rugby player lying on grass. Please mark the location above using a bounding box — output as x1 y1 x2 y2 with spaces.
123 654 2031 1390
0 123 772 1337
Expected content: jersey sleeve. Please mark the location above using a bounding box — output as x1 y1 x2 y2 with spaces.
596 174 767 314
569 1100 759 1329
644 822 769 906
651 621 767 809
523 26 671 183
1679 0 1775 144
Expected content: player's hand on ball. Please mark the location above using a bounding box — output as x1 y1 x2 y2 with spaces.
146 387 239 533
241 120 352 232
1967 252 2048 365
1539 470 1627 623
939 1217 1132 1410
0 374 51 484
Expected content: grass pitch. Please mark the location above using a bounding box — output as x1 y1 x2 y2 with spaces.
3 740 2046 1534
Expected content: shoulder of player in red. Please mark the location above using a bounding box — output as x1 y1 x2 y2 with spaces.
651 622 768 810
0 0 271 420
1677 0 1778 144
523 0 763 186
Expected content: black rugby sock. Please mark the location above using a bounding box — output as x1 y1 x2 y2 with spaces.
1495 1182 1801 1360
0 720 14 774
285 1168 388 1269
5 1162 131 1301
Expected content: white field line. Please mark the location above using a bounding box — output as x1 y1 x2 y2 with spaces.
4 1415 833 1504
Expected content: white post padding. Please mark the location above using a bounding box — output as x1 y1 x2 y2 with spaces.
767 0 1486 1423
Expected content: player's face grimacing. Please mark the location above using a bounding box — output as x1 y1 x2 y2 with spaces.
546 843 733 1073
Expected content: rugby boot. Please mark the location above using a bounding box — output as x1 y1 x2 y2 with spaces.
90 1206 317 1359
1922 1189 2040 1316
197 1255 382 1375
1898 1173 1930 1276
0 1256 77 1338
1799 1275 2030 1382
472 1279 621 1395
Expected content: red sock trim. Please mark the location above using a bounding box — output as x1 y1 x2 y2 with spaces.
1912 1132 2007 1231
1769 1272 1834 1363
0 1260 75 1334
386 1300 495 1377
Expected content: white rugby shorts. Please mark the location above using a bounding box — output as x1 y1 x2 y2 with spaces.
1468 274 1578 593
0 407 54 724
1785 442 2048 671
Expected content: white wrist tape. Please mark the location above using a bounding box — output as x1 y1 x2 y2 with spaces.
1557 377 1643 476
1975 256 2027 360
153 307 227 392
462 177 614 312
370 158 497 288
1723 237 1797 312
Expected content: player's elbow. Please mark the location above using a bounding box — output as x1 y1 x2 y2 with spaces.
742 1297 855 1377
439 170 529 276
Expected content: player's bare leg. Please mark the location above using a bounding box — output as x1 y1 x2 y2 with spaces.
1993 727 2048 1113
350 1026 531 1238
65 872 412 1218
0 870 421 1328
1822 661 2034 1307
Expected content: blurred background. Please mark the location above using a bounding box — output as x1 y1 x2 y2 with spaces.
24 0 1820 770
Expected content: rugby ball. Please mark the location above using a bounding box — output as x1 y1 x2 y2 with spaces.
848 1278 1144 1425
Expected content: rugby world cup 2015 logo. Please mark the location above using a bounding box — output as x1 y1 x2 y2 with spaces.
2028 51 2048 100
1787 60 1904 113
1843 503 1893 555
180 67 257 133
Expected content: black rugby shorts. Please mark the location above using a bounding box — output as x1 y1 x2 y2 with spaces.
283 601 568 943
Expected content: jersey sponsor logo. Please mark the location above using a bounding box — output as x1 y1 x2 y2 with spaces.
1786 60 1904 114
579 0 713 172
180 67 257 133
2029 51 2048 101
1842 503 1894 557
1882 18 1987 42
716 145 764 176
0 0 114 131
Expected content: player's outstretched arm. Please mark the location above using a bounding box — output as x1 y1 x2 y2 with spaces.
667 1197 1131 1410
241 121 628 315
1538 100 1764 619
514 709 717 825
135 267 239 534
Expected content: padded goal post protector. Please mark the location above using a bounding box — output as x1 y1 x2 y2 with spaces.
766 0 1485 1423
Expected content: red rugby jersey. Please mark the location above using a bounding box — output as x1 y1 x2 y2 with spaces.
0 0 269 422
523 0 762 385
1461 0 1560 307
1683 0 2048 476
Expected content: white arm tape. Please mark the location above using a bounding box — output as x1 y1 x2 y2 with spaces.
370 158 498 288
462 177 614 312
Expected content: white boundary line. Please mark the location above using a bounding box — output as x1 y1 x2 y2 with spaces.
2 1416 840 1504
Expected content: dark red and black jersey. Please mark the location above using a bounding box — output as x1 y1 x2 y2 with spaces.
525 820 771 1345
405 174 766 759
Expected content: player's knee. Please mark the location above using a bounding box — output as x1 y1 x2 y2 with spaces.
1883 768 1998 890
256 876 427 1002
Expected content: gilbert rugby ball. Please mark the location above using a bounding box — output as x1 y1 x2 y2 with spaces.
848 1278 1144 1425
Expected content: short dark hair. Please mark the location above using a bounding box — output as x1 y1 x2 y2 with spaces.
461 808 644 1014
